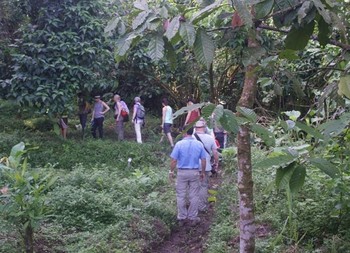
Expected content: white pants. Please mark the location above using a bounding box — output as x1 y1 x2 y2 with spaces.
198 171 210 211
176 170 201 220
134 121 143 143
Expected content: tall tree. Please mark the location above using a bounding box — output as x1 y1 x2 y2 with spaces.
5 0 116 114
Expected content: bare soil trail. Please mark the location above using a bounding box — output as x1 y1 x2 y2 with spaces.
148 174 222 253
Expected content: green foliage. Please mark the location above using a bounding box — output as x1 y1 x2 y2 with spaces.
7 0 116 114
0 142 57 253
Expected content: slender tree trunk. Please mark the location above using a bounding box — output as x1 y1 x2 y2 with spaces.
24 225 34 253
237 36 259 252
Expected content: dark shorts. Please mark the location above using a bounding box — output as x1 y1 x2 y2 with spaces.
163 123 172 134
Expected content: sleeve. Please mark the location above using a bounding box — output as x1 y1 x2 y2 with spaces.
170 145 179 160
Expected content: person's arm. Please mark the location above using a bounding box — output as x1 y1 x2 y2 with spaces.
132 104 137 122
101 101 110 114
91 104 95 120
116 101 122 121
184 111 191 125
212 146 219 169
200 158 206 180
169 158 177 182
161 106 166 128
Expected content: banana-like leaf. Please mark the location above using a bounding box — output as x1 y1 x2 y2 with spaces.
165 16 180 41
289 164 306 194
194 29 215 69
236 106 257 123
251 123 275 147
254 0 274 19
219 109 239 134
179 22 196 47
308 157 339 178
132 10 150 30
295 121 324 139
190 0 224 25
276 162 296 190
201 103 216 119
147 34 164 62
173 102 207 119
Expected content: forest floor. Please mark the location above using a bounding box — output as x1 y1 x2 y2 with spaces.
148 172 224 253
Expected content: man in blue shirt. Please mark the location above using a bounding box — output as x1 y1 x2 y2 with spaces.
169 126 206 226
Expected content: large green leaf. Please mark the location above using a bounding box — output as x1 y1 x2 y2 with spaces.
308 158 339 178
251 123 275 147
297 1 313 24
257 152 297 170
179 22 196 47
193 29 215 69
317 15 330 46
254 0 274 19
231 0 253 27
236 106 257 123
219 109 239 134
276 162 296 190
289 164 306 194
147 34 164 62
9 142 25 169
295 121 324 139
104 16 120 35
173 102 206 119
165 16 180 41
132 10 150 30
311 0 331 23
318 113 350 137
134 0 149 11
116 33 138 56
285 20 315 50
164 40 177 70
338 75 350 99
190 0 224 25
201 103 216 119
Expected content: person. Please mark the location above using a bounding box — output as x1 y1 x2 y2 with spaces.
184 98 200 126
132 96 143 143
113 94 125 141
58 115 68 139
169 126 207 226
193 119 219 211
161 98 174 147
77 92 91 138
91 95 110 139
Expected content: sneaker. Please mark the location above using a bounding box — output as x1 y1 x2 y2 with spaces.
178 219 187 227
189 217 201 227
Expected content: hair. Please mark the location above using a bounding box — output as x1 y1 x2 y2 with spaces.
185 126 194 135
162 98 168 105
114 94 120 100
187 98 195 103
134 96 141 103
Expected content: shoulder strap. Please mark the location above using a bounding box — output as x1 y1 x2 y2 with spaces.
194 133 211 156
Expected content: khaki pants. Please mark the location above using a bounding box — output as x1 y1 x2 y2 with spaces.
176 170 201 220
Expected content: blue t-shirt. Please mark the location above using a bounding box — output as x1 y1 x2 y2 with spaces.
170 136 206 169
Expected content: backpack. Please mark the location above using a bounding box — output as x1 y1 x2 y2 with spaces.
136 103 145 120
120 101 129 114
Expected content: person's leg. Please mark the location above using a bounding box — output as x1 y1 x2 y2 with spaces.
80 113 87 138
198 171 210 211
96 117 104 138
134 121 142 143
167 132 174 147
187 170 201 221
164 124 174 147
176 170 189 220
116 119 124 141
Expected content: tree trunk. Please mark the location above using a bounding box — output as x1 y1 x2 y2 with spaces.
24 225 34 253
237 37 259 252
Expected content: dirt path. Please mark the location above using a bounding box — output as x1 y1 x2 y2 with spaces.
149 174 222 253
